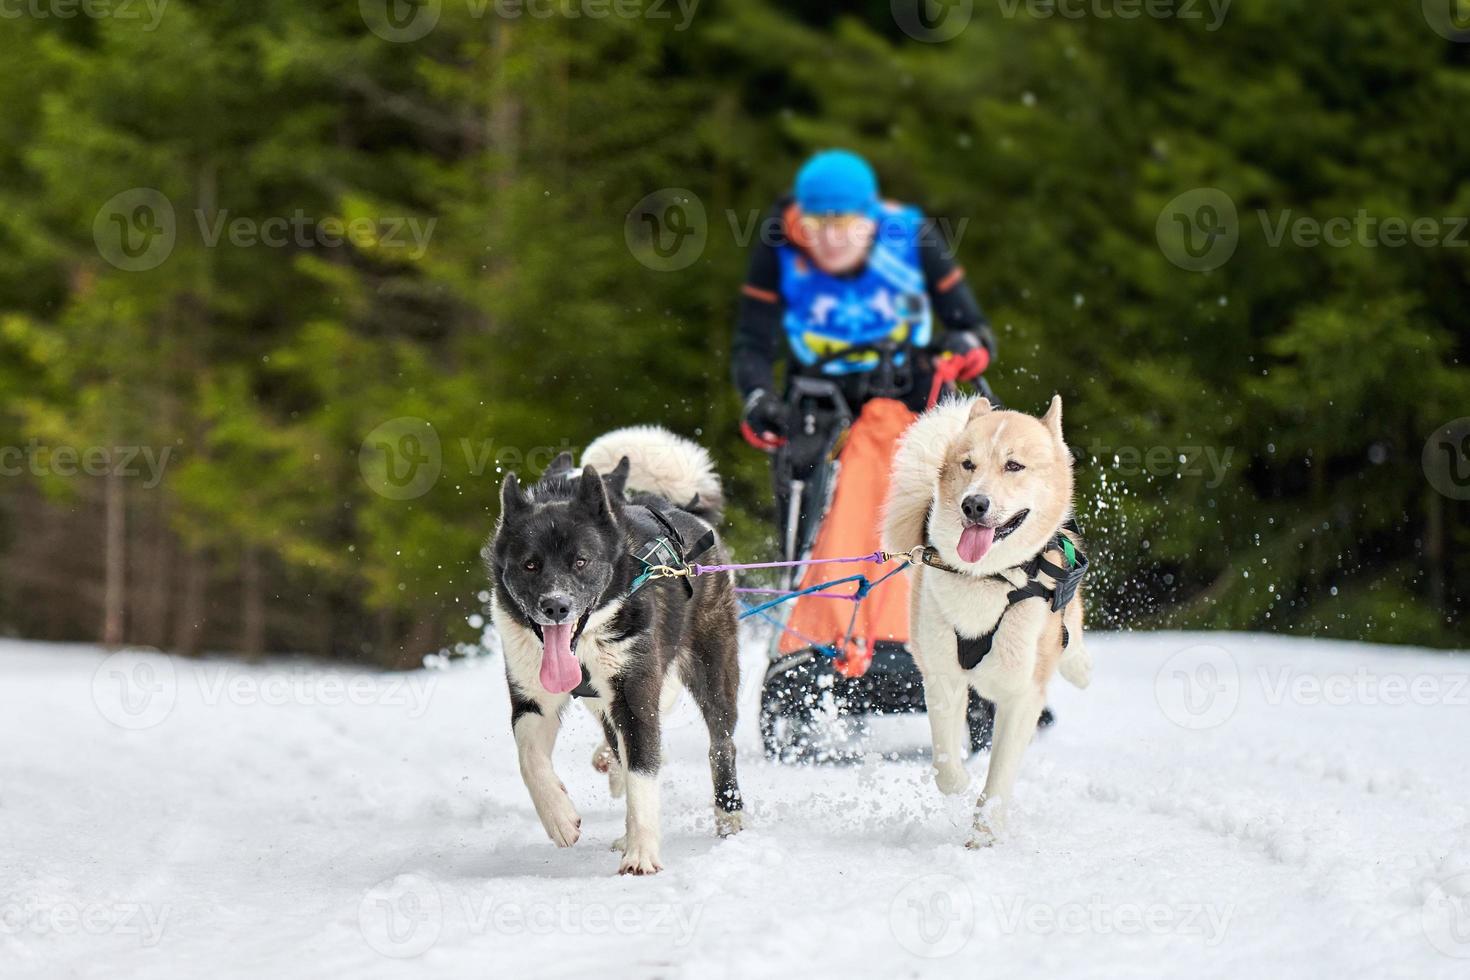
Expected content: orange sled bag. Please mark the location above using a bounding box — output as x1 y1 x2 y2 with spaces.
778 396 916 678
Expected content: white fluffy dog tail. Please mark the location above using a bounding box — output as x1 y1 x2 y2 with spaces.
581 426 724 519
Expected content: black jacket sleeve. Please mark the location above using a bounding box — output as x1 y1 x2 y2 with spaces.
731 203 788 399
920 220 996 357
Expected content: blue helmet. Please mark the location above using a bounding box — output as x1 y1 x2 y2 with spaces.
794 149 879 216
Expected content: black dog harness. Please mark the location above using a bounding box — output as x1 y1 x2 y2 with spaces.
921 524 1089 671
568 505 717 700
627 505 716 598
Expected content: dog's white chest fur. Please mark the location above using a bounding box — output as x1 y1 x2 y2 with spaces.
927 570 1014 638
492 594 636 703
915 566 1052 701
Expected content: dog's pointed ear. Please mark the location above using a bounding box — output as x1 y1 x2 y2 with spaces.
603 456 631 498
968 397 994 422
572 463 614 521
500 472 530 520
1041 394 1064 441
544 451 575 478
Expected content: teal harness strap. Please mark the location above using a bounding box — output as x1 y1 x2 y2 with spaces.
628 535 684 596
625 506 718 598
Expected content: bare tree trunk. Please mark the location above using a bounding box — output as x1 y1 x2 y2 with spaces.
396 611 439 671
143 321 178 648
166 162 219 658
475 20 519 335
314 593 335 661
142 492 173 647
241 545 265 659
376 607 394 666
174 546 207 655
102 468 126 647
1426 488 1445 614
488 22 520 189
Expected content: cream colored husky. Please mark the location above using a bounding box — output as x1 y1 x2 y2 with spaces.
883 395 1091 846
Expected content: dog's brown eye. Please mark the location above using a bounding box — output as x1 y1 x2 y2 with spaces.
1005 460 1025 473
523 560 539 572
960 458 976 472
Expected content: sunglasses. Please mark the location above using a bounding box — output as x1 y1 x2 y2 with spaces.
797 213 872 236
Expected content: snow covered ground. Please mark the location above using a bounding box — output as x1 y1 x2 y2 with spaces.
3 631 1468 979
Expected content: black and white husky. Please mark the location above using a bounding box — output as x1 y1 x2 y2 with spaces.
486 426 743 875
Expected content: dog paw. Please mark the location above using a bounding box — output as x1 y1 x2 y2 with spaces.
537 792 582 848
617 838 663 875
965 826 997 849
966 795 1002 847
715 811 744 838
591 742 616 774
934 764 971 796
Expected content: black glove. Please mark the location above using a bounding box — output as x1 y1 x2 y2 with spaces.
935 329 984 358
741 389 789 439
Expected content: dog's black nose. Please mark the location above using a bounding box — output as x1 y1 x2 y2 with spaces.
961 494 991 523
539 593 573 623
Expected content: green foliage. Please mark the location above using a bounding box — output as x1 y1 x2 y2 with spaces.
0 0 1465 659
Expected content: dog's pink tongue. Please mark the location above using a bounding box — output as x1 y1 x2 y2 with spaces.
957 524 995 564
539 623 582 694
